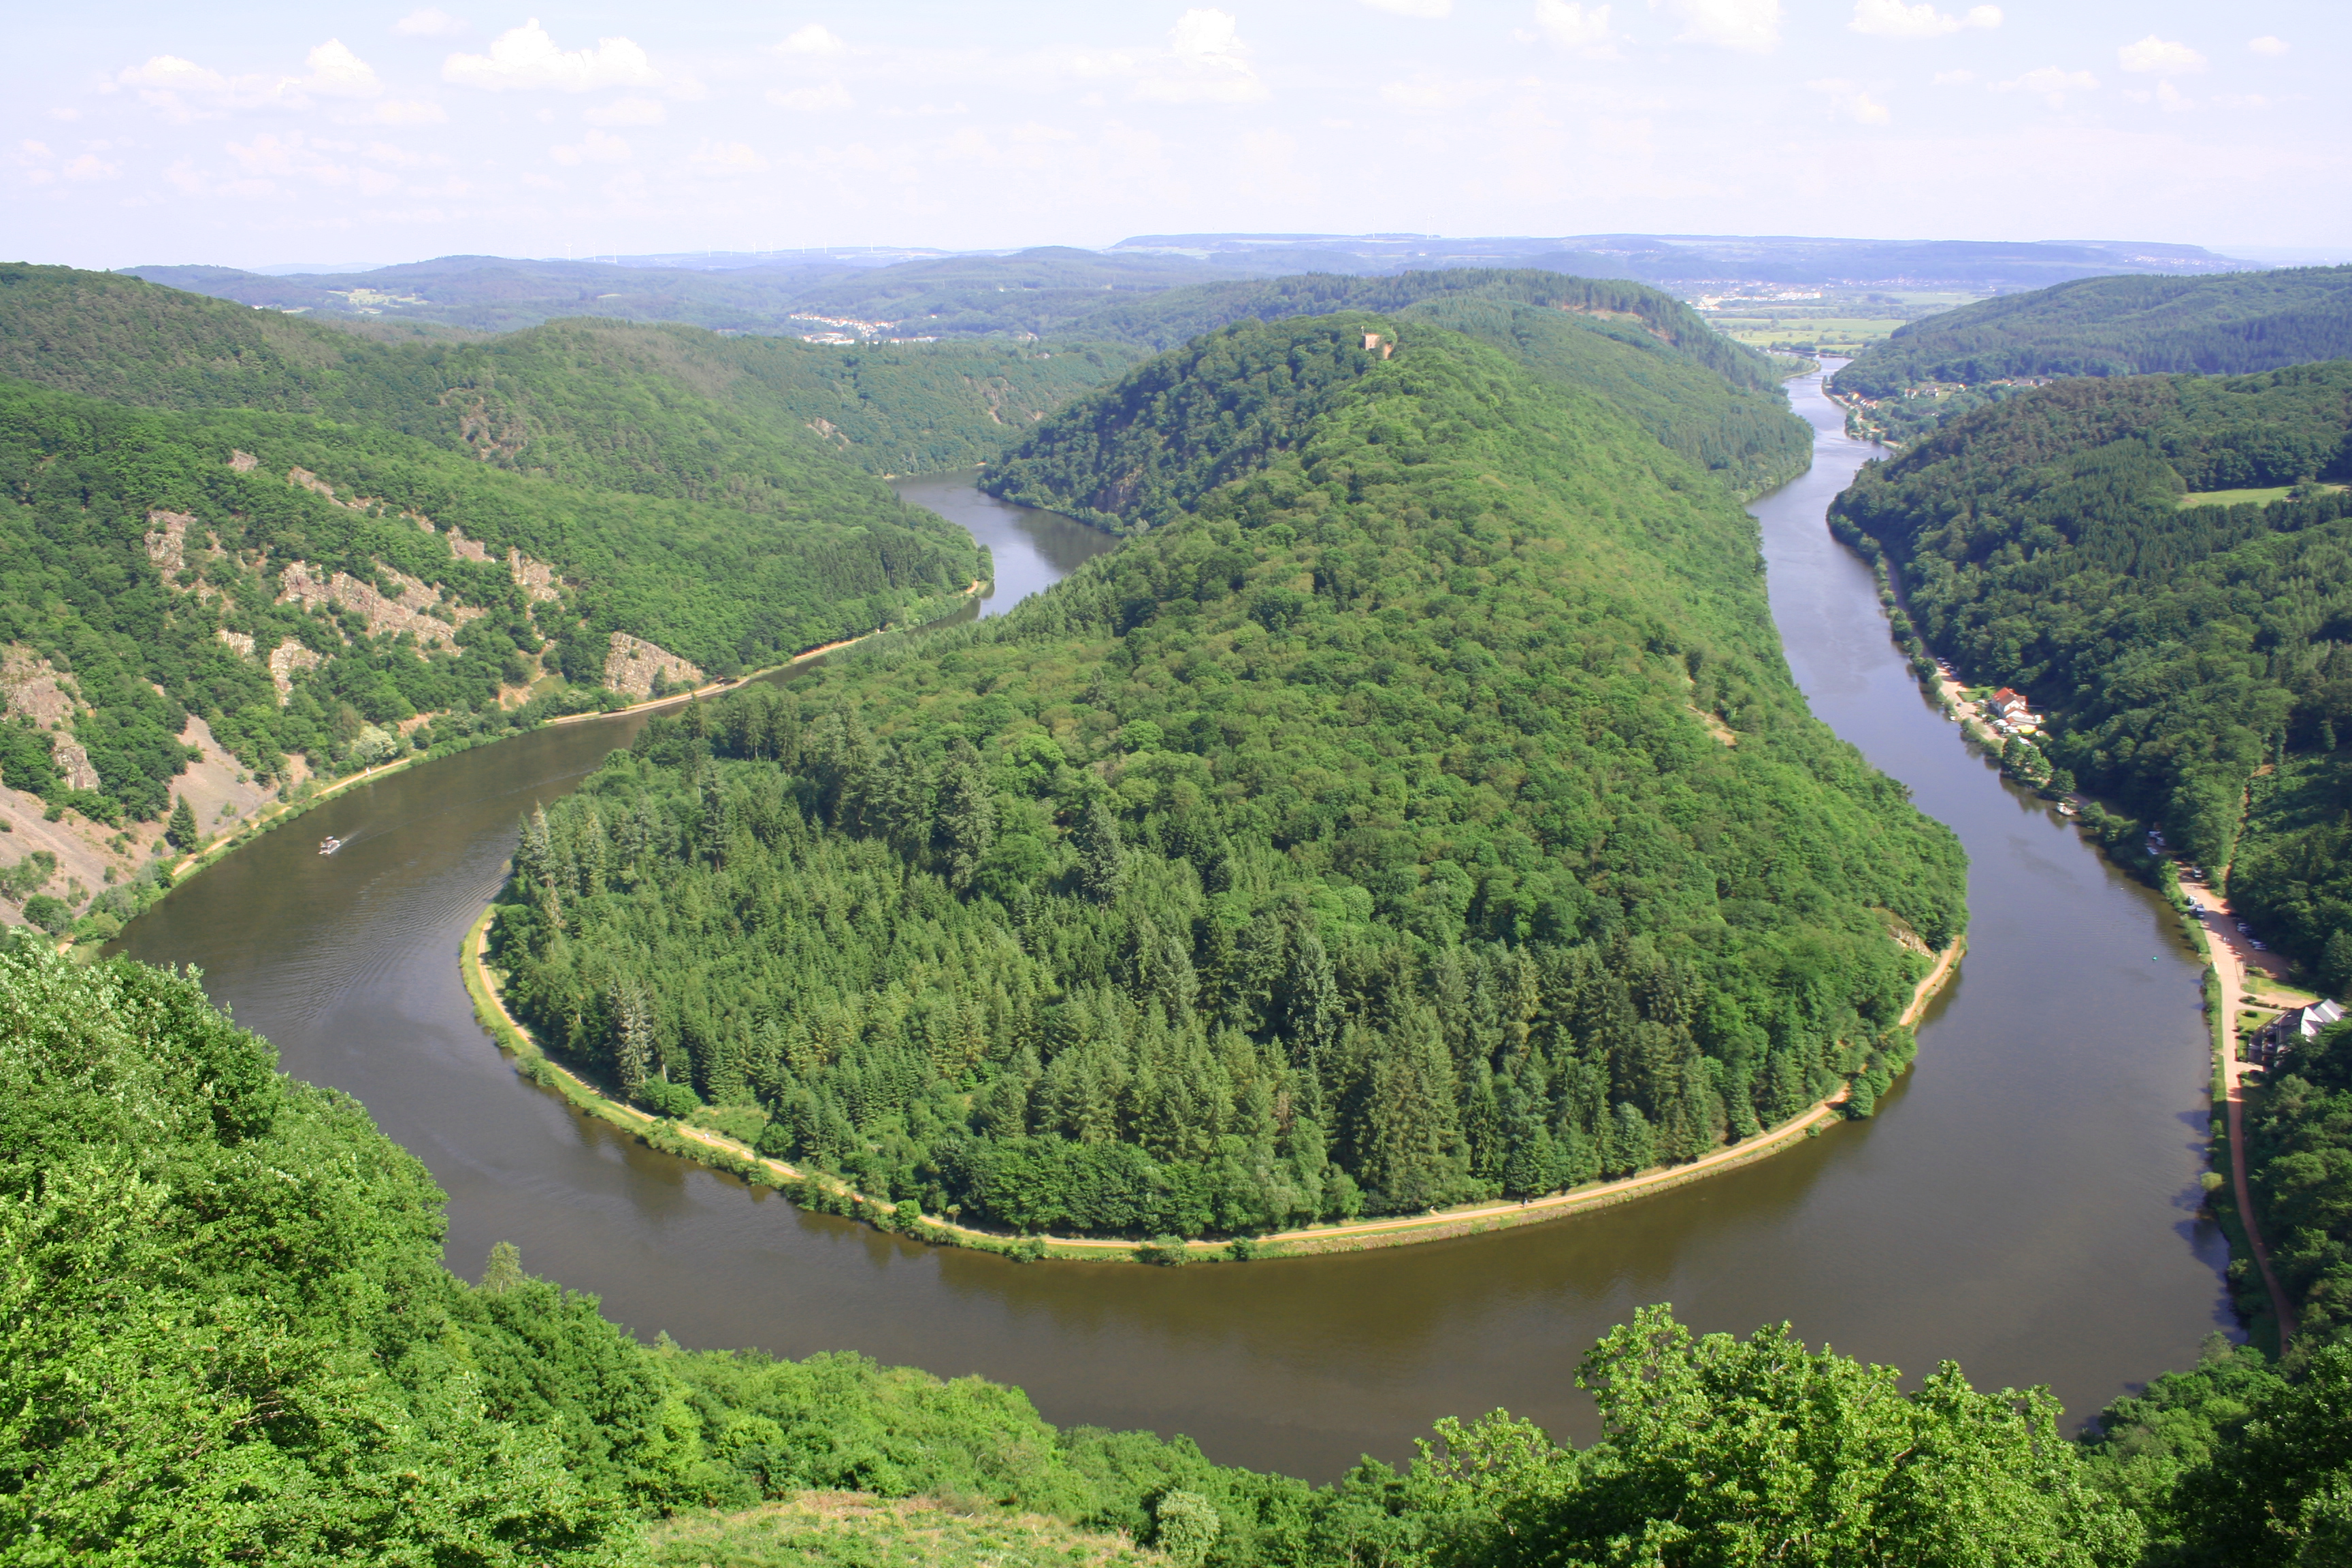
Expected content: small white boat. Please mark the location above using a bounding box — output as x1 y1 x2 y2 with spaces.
319 836 343 855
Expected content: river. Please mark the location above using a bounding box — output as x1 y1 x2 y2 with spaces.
116 372 2232 1482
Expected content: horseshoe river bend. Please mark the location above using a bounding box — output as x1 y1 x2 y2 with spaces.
116 368 2234 1482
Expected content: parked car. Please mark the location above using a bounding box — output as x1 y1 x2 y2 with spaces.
2238 922 2253 934
2251 941 2268 951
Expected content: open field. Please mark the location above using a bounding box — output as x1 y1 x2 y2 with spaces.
2182 483 2346 508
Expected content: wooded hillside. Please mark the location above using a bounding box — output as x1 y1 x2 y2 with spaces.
1833 265 2352 399
1049 270 1809 499
491 314 1963 1238
0 265 987 850
1830 364 2352 987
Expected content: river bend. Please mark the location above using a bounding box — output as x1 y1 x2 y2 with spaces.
118 378 2232 1480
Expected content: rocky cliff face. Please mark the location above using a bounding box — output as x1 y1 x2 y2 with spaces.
602 633 703 699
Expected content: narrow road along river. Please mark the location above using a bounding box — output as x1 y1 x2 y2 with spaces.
118 377 2232 1481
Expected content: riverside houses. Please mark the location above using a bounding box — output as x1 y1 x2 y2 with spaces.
2255 998 2346 1067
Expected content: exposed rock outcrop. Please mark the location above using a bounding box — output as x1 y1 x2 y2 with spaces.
273 561 483 651
509 549 562 604
602 633 703 700
267 639 323 702
0 647 76 729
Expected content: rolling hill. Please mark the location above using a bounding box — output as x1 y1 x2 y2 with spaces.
1831 265 2352 401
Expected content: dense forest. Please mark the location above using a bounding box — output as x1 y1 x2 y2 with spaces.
489 314 1963 1237
1830 364 2352 988
2249 1017 2352 1347
0 263 1140 481
1009 272 1809 506
1833 265 2352 399
996 276 1808 527
0 380 981 815
0 264 1002 840
14 929 2352 1565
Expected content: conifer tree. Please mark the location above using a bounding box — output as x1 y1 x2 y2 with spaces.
1073 796 1126 902
165 794 199 852
479 1241 523 1294
1605 1101 1654 1179
934 738 996 893
613 981 654 1100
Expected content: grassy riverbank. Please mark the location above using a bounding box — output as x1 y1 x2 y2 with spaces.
462 901 1963 1262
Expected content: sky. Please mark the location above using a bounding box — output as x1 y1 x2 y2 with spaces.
6 0 2346 270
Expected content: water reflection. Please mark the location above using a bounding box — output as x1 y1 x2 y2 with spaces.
892 470 1120 620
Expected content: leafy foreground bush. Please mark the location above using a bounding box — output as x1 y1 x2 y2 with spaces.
3 932 2346 1565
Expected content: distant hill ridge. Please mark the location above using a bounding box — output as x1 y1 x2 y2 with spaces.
120 232 2258 339
1833 265 2352 399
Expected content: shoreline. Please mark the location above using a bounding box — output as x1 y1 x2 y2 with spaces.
1828 517 2293 1347
122 581 990 922
461 904 1963 1262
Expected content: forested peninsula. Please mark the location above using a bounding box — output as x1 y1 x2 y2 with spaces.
487 312 1963 1240
1831 363 2352 990
17 929 2352 1566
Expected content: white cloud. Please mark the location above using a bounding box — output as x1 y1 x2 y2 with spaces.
1132 9 1267 103
586 95 666 125
689 139 770 176
443 20 659 92
14 140 120 186
395 9 466 37
1360 0 1453 15
2247 35 2287 57
115 41 383 118
2156 80 2193 112
1534 1 1617 53
1995 65 2097 108
767 82 853 112
1848 0 1998 39
293 40 383 98
1808 77 1891 123
550 128 631 165
120 55 231 98
1932 67 1975 84
774 24 848 56
1651 0 1781 54
2118 35 2205 75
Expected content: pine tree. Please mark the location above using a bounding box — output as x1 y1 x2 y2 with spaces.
613 981 654 1099
1284 930 1341 1068
1604 1101 1655 1179
1073 797 1126 902
479 1241 523 1294
933 739 996 893
165 795 199 852
2323 928 2352 999
1357 1011 1465 1211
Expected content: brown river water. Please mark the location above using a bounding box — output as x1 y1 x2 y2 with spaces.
118 379 2233 1480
